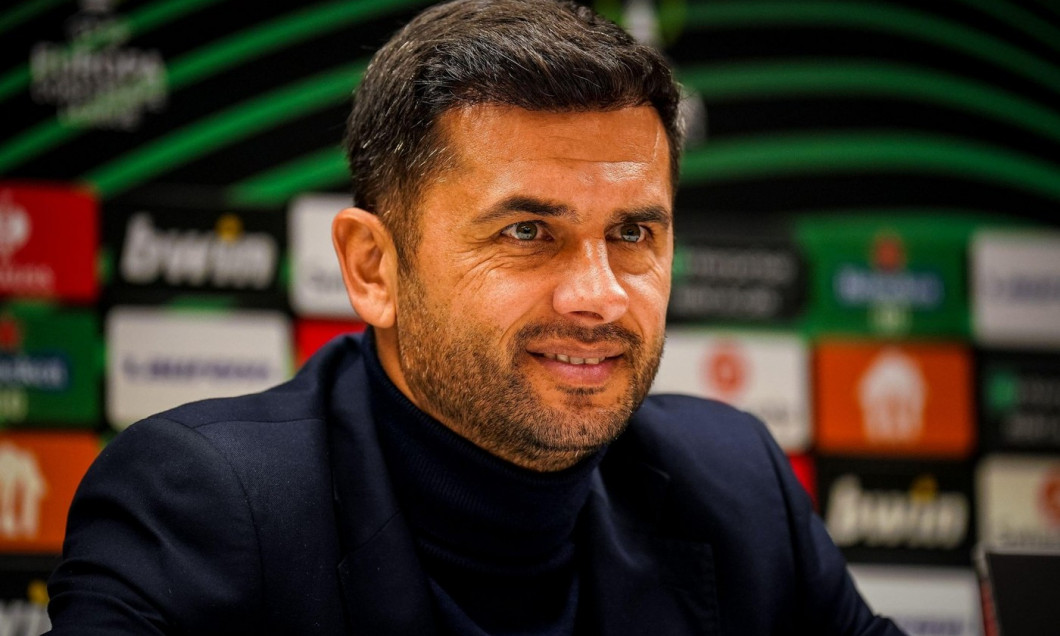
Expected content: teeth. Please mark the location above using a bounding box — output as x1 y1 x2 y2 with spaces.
542 353 604 365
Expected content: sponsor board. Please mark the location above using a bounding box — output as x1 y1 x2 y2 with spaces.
0 306 100 426
796 218 967 337
0 432 100 553
289 194 358 319
653 330 811 451
295 320 365 366
668 239 804 323
106 307 291 429
977 455 1060 549
979 351 1060 453
106 201 285 307
972 230 1060 348
819 458 975 566
0 183 98 302
815 341 974 457
848 565 982 636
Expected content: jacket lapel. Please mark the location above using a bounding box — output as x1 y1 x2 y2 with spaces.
335 515 437 635
581 458 721 636
326 349 438 635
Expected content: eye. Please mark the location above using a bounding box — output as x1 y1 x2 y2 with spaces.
614 223 647 243
501 221 543 241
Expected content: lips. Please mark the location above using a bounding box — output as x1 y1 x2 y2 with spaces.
523 337 629 388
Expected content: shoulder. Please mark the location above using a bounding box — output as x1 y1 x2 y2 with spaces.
623 393 781 472
137 332 367 465
608 397 900 634
98 332 371 514
152 331 366 434
608 393 798 526
50 335 370 632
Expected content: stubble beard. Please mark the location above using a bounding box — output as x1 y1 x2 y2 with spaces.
395 271 664 471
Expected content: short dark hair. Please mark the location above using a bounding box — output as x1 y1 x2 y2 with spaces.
344 0 684 259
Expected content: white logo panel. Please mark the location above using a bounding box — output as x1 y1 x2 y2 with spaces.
977 454 1060 549
289 194 358 318
107 307 291 429
849 565 982 636
973 230 1060 348
653 329 810 451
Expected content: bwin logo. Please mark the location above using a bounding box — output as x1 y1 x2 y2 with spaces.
825 474 968 550
120 212 277 289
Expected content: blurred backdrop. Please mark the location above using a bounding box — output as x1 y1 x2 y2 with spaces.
2 0 1060 634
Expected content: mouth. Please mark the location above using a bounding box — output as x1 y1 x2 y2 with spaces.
538 352 608 365
518 325 640 388
526 343 626 386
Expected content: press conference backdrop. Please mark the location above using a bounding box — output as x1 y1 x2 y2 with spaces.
2 0 1060 634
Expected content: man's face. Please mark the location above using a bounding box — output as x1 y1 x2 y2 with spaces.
389 104 673 471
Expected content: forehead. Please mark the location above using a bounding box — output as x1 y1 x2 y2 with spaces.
434 104 671 191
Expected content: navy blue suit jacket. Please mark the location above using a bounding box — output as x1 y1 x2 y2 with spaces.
48 334 901 635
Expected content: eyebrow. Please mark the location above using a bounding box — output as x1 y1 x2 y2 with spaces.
473 196 578 225
614 205 672 229
473 196 672 229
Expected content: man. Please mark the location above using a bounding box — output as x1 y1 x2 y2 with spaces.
48 0 903 634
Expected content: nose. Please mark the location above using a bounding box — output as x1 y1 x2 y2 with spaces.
552 239 629 323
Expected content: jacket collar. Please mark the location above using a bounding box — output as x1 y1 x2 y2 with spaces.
326 336 438 635
580 444 721 635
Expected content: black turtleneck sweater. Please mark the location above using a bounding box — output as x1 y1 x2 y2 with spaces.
363 332 604 635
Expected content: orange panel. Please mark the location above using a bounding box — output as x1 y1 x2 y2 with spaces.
0 432 101 553
815 341 974 458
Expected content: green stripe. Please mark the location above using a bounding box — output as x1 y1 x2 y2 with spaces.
680 132 1060 202
683 2 1060 98
956 0 1060 53
0 0 431 176
224 59 1060 207
166 0 431 86
0 0 68 35
679 61 1060 145
0 0 221 105
83 62 366 197
227 146 348 206
226 128 1060 208
793 207 1037 242
0 120 73 176
0 66 30 105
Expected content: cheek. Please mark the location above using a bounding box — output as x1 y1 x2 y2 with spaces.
621 266 671 323
450 261 555 326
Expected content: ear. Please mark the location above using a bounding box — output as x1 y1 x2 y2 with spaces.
332 207 398 328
